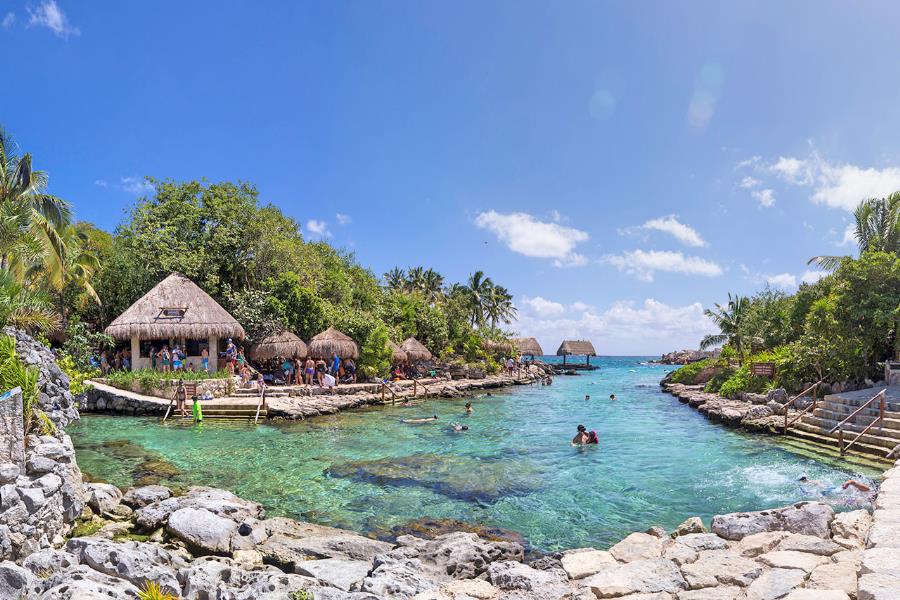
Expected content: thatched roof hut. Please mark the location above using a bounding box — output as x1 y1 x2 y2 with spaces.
308 327 359 360
251 331 308 361
513 337 544 357
400 337 432 362
556 340 597 365
106 273 245 341
388 341 407 363
482 339 515 355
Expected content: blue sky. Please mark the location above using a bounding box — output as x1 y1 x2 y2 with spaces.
4 1 900 354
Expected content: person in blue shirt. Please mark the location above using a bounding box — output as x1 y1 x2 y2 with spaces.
330 353 341 380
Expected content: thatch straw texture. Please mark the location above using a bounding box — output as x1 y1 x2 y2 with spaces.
513 337 544 356
400 337 433 362
105 273 246 340
388 341 407 363
250 331 308 361
556 340 596 356
482 339 515 355
308 326 359 359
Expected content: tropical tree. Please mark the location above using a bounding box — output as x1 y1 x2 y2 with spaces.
0 128 71 279
33 225 102 324
484 284 517 328
464 271 493 326
421 269 445 303
809 193 900 270
0 270 59 334
700 293 750 364
384 267 405 291
406 266 425 292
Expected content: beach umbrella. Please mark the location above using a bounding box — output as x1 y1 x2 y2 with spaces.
308 326 359 360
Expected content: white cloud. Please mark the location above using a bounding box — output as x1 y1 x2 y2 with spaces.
2 12 15 28
120 176 154 195
746 149 900 212
27 1 79 38
766 273 797 289
752 188 776 208
475 210 589 268
335 213 351 225
512 298 719 355
305 219 330 238
570 301 592 313
687 64 724 129
838 224 857 247
93 179 108 188
801 270 827 284
640 215 707 247
602 250 723 282
739 176 760 188
520 296 566 318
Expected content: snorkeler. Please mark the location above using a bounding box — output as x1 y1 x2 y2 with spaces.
465 401 473 414
585 395 590 401
402 415 439 424
451 422 470 432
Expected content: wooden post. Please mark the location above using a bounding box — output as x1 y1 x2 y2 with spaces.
586 355 590 366
562 355 566 366
130 335 140 371
839 429 844 454
880 391 885 421
413 380 417 398
381 384 385 403
208 336 219 372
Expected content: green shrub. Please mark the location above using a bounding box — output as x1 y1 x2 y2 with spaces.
0 335 39 434
106 369 229 393
670 359 712 384
703 367 736 393
57 353 99 395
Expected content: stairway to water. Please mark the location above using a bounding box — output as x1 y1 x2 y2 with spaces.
786 386 900 463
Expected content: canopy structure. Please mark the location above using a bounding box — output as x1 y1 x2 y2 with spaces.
388 341 407 363
400 337 433 362
308 327 359 360
250 331 308 361
556 340 597 365
105 273 245 371
513 337 543 357
482 339 515 355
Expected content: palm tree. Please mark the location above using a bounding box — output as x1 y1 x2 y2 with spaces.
406 266 425 293
31 225 101 324
384 267 405 291
464 271 493 327
700 293 750 364
0 270 59 334
484 285 517 328
809 193 900 270
421 269 445 303
0 127 71 279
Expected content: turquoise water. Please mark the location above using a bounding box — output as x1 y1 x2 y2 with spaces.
69 357 881 550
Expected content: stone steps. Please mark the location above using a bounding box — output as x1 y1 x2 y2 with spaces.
789 423 897 457
802 415 900 442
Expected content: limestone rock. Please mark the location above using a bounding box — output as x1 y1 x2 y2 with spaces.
122 484 172 509
775 533 843 556
680 550 764 588
408 532 524 579
487 560 570 597
85 482 123 514
758 550 829 572
783 590 850 600
66 537 184 595
581 558 687 597
560 549 617 579
0 561 37 600
40 564 143 599
858 572 900 600
831 509 872 549
609 532 666 562
672 517 706 537
677 587 743 599
295 557 372 591
166 506 238 555
744 568 806 600
672 534 727 552
806 559 858 597
0 464 20 484
22 548 78 574
711 502 834 541
736 531 788 557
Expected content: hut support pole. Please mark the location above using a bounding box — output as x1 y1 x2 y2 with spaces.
130 336 140 371
586 355 590 366
563 355 566 366
208 336 219 372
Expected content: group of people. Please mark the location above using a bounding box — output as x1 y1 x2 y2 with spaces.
95 349 132 375
503 355 532 376
280 353 356 388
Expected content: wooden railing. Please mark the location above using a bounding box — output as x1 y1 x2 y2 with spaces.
254 386 267 425
381 382 398 404
829 389 887 455
783 378 825 432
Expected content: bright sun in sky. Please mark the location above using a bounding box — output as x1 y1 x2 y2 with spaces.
4 1 900 353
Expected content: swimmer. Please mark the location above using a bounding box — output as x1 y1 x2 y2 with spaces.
610 394 616 401
585 394 590 401
572 424 599 446
465 402 473 414
451 422 470 432
402 415 438 424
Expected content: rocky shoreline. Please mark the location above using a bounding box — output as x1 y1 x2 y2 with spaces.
660 381 796 432
2 331 899 598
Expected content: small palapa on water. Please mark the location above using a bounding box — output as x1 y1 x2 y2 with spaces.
308 326 359 360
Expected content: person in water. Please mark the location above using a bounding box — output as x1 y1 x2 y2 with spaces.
610 394 617 401
465 401 473 414
402 415 439 424
585 394 590 401
572 424 599 446
451 422 469 432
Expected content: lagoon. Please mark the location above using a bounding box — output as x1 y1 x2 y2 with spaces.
69 357 880 551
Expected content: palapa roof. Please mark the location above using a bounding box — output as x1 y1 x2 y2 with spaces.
556 340 596 356
308 326 359 360
105 273 245 340
250 330 308 361
513 337 544 356
482 339 515 355
388 340 407 363
400 336 433 362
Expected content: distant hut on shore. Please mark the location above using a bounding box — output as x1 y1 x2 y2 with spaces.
513 337 543 358
388 341 407 364
400 337 432 363
482 339 515 356
250 331 307 362
308 327 359 360
105 272 245 371
556 340 597 366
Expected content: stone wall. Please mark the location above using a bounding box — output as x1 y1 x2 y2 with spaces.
0 389 24 467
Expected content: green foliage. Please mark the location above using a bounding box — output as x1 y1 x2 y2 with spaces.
289 590 312 600
106 369 228 393
0 334 39 434
358 324 393 380
670 359 712 384
138 581 178 600
34 409 57 436
265 273 326 340
57 353 99 395
61 319 112 370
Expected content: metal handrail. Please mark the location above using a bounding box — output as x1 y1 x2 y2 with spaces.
254 386 267 425
842 402 885 454
829 389 887 434
782 378 825 432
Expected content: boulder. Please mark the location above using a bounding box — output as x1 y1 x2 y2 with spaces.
678 586 743 599
0 561 36 599
40 565 143 599
85 482 123 514
403 532 524 579
673 534 727 552
775 533 843 556
66 537 184 595
766 388 788 403
22 548 78 574
680 550 764 588
294 557 372 591
830 509 872 549
806 560 858 597
711 502 834 541
744 405 774 420
744 568 806 600
672 517 706 537
858 572 900 600
487 560 570 597
166 506 238 555
609 532 666 562
758 550 829 572
0 464 20 485
122 485 172 508
581 558 687 597
560 549 617 579
784 591 850 600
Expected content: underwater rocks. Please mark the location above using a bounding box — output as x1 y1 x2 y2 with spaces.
383 518 526 546
325 454 541 503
